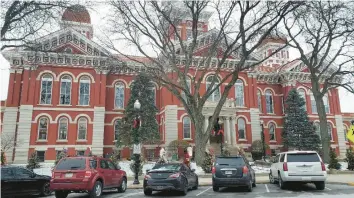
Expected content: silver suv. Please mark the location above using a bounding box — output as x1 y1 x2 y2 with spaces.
269 151 327 190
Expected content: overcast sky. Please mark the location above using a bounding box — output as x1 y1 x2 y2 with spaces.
0 1 353 112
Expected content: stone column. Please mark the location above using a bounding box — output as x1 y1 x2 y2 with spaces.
204 116 210 144
335 115 346 158
230 116 237 146
224 117 231 145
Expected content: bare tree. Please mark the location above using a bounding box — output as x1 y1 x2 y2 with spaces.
283 1 354 162
1 133 19 152
103 1 301 164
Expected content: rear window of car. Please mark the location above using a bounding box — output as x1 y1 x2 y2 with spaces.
56 158 87 170
287 153 320 162
216 157 245 166
152 164 181 171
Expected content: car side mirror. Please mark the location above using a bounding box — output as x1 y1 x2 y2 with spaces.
116 164 121 170
30 173 36 178
191 169 196 173
146 169 150 174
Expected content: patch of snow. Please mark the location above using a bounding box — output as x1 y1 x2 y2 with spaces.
325 162 348 171
252 166 270 174
190 162 205 175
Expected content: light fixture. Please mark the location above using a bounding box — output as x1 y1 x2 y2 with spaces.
134 99 141 110
218 119 223 125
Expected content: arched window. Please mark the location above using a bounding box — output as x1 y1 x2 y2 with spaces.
183 116 191 139
257 90 262 112
58 117 68 140
324 95 330 113
181 77 191 102
38 117 49 140
269 123 276 141
114 82 125 109
237 118 246 139
40 74 53 104
206 75 220 102
59 76 72 105
235 79 244 107
298 89 307 110
265 90 274 114
314 122 321 139
79 76 90 105
114 119 121 140
310 93 317 113
344 125 348 141
327 122 333 141
77 117 87 140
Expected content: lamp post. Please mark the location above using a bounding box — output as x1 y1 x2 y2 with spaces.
216 119 224 155
133 99 141 185
260 120 266 161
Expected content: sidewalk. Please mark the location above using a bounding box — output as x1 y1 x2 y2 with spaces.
127 174 354 189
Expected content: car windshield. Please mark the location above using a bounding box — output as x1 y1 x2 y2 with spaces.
216 157 245 166
152 164 181 171
287 153 320 162
56 158 86 170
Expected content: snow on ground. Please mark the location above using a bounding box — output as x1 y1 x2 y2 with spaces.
325 162 349 170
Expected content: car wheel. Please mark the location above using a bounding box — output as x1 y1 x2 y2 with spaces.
247 180 253 192
278 173 286 190
181 178 188 196
40 182 52 196
144 189 152 196
192 177 199 190
118 178 127 193
315 181 325 190
54 191 68 198
212 185 219 192
89 181 103 198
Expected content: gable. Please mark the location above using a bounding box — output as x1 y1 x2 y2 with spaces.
193 45 235 59
54 43 87 55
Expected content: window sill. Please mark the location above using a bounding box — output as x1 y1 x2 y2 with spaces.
236 106 247 109
183 138 193 141
56 140 68 142
58 104 72 106
37 104 53 106
113 140 117 143
113 108 124 110
76 105 90 107
270 140 277 143
266 113 276 115
36 140 48 142
238 139 247 141
76 140 87 142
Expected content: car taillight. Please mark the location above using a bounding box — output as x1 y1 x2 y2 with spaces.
242 166 249 176
169 173 180 178
144 174 151 179
211 167 216 174
85 171 92 178
321 162 326 171
283 162 288 171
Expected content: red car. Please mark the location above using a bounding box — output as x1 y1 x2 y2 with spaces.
50 156 127 198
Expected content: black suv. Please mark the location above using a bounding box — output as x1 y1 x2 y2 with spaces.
212 156 256 192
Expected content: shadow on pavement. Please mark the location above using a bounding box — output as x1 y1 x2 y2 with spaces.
216 187 252 193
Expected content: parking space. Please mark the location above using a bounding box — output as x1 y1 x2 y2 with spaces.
46 184 354 198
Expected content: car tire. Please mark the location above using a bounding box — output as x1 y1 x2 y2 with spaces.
269 172 276 184
89 181 103 198
181 178 188 196
118 178 127 193
54 191 68 198
40 182 52 196
315 181 325 190
212 185 219 192
144 189 152 196
192 177 199 190
278 173 286 190
247 180 253 192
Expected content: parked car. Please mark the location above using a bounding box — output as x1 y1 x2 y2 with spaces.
50 156 127 198
143 163 199 196
1 165 52 197
212 156 256 192
269 150 327 190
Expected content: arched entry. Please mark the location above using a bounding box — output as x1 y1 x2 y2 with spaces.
209 117 223 144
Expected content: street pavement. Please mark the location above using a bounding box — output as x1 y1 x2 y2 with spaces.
46 183 354 198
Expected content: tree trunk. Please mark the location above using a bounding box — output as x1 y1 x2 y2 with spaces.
313 92 330 163
193 114 209 165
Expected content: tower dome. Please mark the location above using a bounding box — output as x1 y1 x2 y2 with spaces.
62 4 91 24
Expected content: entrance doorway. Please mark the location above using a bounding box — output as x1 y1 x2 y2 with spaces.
209 117 223 144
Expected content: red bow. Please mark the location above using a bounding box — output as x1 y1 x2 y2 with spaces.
217 130 224 136
133 119 140 128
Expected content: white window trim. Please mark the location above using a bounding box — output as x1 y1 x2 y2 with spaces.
310 94 317 114
265 90 274 114
327 123 333 141
183 116 192 139
59 76 72 105
269 124 276 141
237 118 247 140
37 117 49 141
324 95 330 114
58 117 68 140
40 75 53 105
235 79 244 107
257 90 262 113
114 119 121 140
78 77 90 106
114 82 125 109
77 118 88 140
206 76 221 102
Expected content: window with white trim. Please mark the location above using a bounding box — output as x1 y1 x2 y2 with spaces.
114 82 125 109
237 118 246 139
36 151 45 162
40 74 53 104
257 90 262 112
59 76 72 105
181 77 191 102
79 76 90 105
183 116 191 139
235 79 244 107
310 94 317 113
314 122 321 139
206 75 220 102
78 117 87 140
298 89 307 110
269 123 276 141
114 119 121 141
324 95 330 113
38 117 49 140
58 117 68 140
327 122 333 140
265 90 274 114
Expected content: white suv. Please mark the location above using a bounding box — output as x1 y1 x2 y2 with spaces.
269 151 327 190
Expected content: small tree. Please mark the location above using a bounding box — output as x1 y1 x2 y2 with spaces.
1 150 7 165
282 89 321 151
168 140 189 159
55 149 68 165
129 154 145 176
345 148 354 171
201 148 214 173
328 149 340 170
27 152 40 170
251 140 269 161
110 150 121 165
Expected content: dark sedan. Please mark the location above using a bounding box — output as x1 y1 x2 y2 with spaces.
143 163 199 196
1 166 52 197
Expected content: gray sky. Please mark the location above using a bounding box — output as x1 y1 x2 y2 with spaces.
0 1 353 112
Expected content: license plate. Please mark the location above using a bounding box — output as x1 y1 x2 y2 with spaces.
301 177 311 181
155 186 164 190
65 173 73 178
225 171 233 175
301 167 311 172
